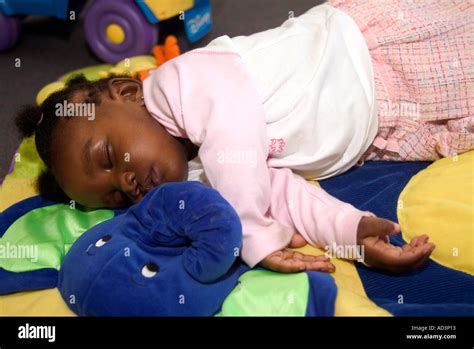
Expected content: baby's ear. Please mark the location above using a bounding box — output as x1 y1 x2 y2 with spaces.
107 77 144 105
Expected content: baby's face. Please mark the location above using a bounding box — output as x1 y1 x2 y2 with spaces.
51 90 190 209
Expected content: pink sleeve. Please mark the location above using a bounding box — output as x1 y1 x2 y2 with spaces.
143 51 294 267
268 167 375 256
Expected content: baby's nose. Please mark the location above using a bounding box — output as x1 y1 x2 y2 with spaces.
120 171 140 196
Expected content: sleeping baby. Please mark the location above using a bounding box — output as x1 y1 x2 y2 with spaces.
16 2 473 273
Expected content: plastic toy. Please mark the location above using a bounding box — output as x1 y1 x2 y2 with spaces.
137 35 180 80
0 0 212 63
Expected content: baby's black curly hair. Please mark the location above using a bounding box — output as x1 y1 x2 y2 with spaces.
15 74 126 203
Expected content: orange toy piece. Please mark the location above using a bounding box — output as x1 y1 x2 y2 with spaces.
153 35 181 65
162 35 181 61
137 35 181 81
137 69 151 81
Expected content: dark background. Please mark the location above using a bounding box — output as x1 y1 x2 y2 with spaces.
0 0 324 179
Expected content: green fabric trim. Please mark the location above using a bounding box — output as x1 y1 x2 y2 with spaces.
0 204 113 272
216 269 309 316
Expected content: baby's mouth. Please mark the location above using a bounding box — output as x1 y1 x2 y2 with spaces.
126 185 143 205
139 167 161 194
126 168 161 204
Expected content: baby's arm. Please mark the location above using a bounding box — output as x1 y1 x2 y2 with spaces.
268 167 371 251
267 168 435 273
145 50 295 267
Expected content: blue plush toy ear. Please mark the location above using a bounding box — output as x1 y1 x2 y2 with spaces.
0 195 122 295
126 181 243 283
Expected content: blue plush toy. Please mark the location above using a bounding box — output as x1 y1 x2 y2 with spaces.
59 181 248 316
58 181 337 316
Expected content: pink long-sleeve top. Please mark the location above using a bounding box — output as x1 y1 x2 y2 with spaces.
142 4 376 267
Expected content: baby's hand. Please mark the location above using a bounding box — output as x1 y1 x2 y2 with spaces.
357 216 435 273
260 249 336 273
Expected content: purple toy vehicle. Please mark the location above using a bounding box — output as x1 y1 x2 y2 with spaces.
0 0 212 63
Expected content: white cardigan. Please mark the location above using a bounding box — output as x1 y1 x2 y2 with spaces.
200 3 378 180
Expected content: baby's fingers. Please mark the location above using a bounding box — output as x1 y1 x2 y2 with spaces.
304 260 336 273
292 252 331 263
286 252 335 272
394 242 435 270
263 258 306 273
282 260 336 273
412 243 436 269
409 235 430 248
412 249 434 270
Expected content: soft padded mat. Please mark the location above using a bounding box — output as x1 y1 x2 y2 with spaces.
1 136 473 316
320 154 474 316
